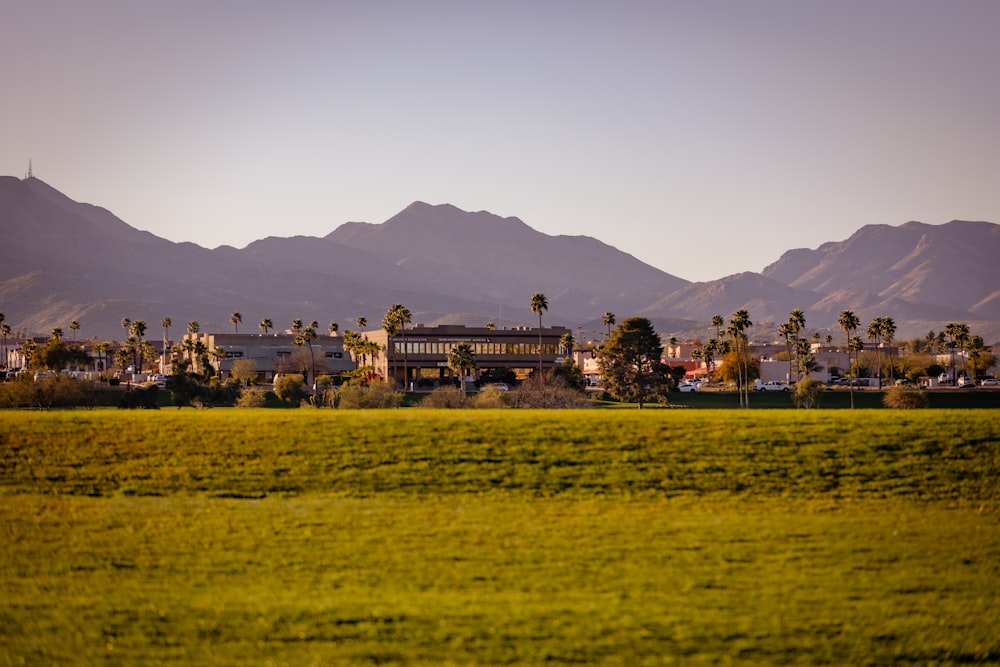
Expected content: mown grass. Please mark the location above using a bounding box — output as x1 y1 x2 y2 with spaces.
2 409 999 665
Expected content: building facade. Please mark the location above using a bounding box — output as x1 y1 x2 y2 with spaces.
178 332 354 382
361 324 572 388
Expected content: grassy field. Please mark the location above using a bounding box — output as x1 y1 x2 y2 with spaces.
2 409 999 665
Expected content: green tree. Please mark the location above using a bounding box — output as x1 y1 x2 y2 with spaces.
328 321 339 336
187 320 200 335
259 318 272 335
356 316 367 331
597 317 668 409
447 342 477 398
792 377 824 409
530 293 548 373
838 310 861 409
69 320 80 341
230 312 242 333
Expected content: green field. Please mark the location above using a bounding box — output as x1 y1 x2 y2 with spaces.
2 409 999 665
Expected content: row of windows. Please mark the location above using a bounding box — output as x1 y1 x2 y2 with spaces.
390 341 565 356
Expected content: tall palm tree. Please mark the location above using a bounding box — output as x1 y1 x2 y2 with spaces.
161 317 172 360
259 318 272 335
130 320 147 373
485 321 496 330
559 332 574 355
356 316 367 332
838 310 860 408
328 321 339 337
294 325 319 397
383 304 412 388
121 318 131 341
712 315 725 339
728 309 753 408
230 312 242 334
291 319 303 334
778 321 795 383
0 323 11 370
69 320 80 341
187 320 200 335
530 293 548 373
51 328 64 340
944 322 970 384
447 342 477 398
866 318 884 389
879 317 897 383
602 312 615 340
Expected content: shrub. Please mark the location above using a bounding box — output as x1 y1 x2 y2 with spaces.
470 386 511 409
419 386 467 408
883 385 929 409
338 381 402 409
235 388 267 408
792 377 824 409
510 374 590 409
273 374 308 406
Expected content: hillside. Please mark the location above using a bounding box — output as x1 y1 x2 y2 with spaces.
1 175 998 344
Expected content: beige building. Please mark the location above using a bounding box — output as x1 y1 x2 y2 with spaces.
176 332 354 382
361 324 572 388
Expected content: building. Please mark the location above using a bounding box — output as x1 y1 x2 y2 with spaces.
361 324 572 389
178 332 354 382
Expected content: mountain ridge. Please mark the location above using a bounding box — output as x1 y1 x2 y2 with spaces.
1 176 998 345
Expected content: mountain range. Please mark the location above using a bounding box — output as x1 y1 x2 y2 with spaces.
2 175 998 346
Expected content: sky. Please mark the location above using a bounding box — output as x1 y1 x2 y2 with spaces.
3 0 1000 283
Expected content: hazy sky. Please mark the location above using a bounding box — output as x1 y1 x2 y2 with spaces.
4 1 999 282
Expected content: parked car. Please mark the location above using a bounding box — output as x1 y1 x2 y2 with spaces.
677 382 698 392
755 380 791 392
957 376 976 387
488 383 510 392
980 378 999 387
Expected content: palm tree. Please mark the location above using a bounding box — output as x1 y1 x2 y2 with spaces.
712 314 725 339
778 321 795 383
530 293 548 373
121 318 131 341
559 332 575 356
161 317 172 358
187 320 200 335
602 312 615 340
0 323 11 369
291 319 303 334
866 318 884 389
69 320 80 341
486 321 496 330
51 327 64 340
259 318 273 335
728 309 753 408
447 342 477 398
130 320 147 373
879 317 897 383
293 324 319 398
230 312 242 334
382 304 412 388
944 322 970 385
328 321 339 337
838 310 860 408
356 316 367 332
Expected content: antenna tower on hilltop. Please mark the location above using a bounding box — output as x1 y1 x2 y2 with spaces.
25 160 33 179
